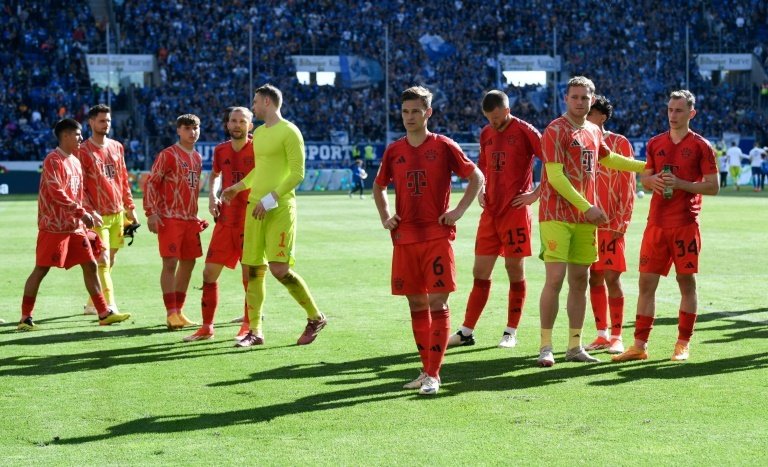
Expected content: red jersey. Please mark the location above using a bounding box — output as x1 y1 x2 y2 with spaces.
38 149 87 233
478 116 542 216
77 137 134 215
596 132 636 234
645 130 718 228
539 116 611 224
143 144 202 220
375 133 476 245
212 139 254 227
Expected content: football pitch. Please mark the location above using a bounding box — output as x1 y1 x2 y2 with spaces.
1 192 766 465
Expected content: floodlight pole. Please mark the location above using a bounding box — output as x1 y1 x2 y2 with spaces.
552 27 557 116
107 22 111 108
249 24 253 101
385 24 390 144
685 24 690 90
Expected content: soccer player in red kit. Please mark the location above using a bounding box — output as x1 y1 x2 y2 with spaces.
373 86 483 395
583 95 636 355
78 104 137 315
447 90 541 349
144 114 204 330
536 76 646 367
184 107 254 342
612 90 719 363
18 118 131 331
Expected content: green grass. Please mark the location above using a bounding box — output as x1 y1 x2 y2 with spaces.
0 192 766 466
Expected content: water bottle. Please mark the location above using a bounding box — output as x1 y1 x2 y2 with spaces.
662 165 673 199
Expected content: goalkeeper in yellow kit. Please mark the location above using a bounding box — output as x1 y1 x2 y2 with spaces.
222 84 327 347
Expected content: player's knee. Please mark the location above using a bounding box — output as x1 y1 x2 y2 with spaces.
161 258 178 272
269 262 289 279
406 295 429 310
676 274 697 294
503 261 524 282
32 266 50 278
82 260 98 274
428 297 449 311
248 265 267 281
588 272 604 288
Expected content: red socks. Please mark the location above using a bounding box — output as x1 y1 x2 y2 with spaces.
677 310 697 342
608 296 624 337
175 291 186 312
410 309 431 370
91 293 109 318
21 295 36 320
590 285 608 331
634 314 655 345
163 292 177 316
507 280 526 328
201 282 218 326
426 308 450 378
462 278 491 329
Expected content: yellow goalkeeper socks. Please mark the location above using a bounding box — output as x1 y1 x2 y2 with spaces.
246 265 267 334
278 270 321 320
98 263 114 306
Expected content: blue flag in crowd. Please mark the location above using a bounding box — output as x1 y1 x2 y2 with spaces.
418 34 456 61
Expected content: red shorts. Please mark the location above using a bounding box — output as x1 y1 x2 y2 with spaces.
474 206 532 258
205 222 244 269
158 218 203 260
639 223 701 276
391 237 456 296
591 230 627 273
36 230 96 269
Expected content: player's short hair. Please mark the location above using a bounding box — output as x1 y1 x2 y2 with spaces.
53 118 82 140
401 86 432 109
590 95 613 121
255 84 283 109
481 90 509 113
670 89 696 109
566 76 596 95
88 104 111 119
228 106 254 121
176 114 201 128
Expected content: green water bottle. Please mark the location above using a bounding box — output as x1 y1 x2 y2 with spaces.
662 165 673 199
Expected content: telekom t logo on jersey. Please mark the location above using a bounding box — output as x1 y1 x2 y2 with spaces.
180 161 199 188
491 151 506 172
406 170 427 195
581 149 594 173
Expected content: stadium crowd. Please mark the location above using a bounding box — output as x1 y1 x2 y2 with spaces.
2 0 768 161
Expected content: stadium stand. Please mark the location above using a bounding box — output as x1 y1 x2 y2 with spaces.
2 0 768 164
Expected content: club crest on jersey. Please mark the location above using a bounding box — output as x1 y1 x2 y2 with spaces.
547 239 558 251
681 148 693 158
424 150 437 161
507 136 516 146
